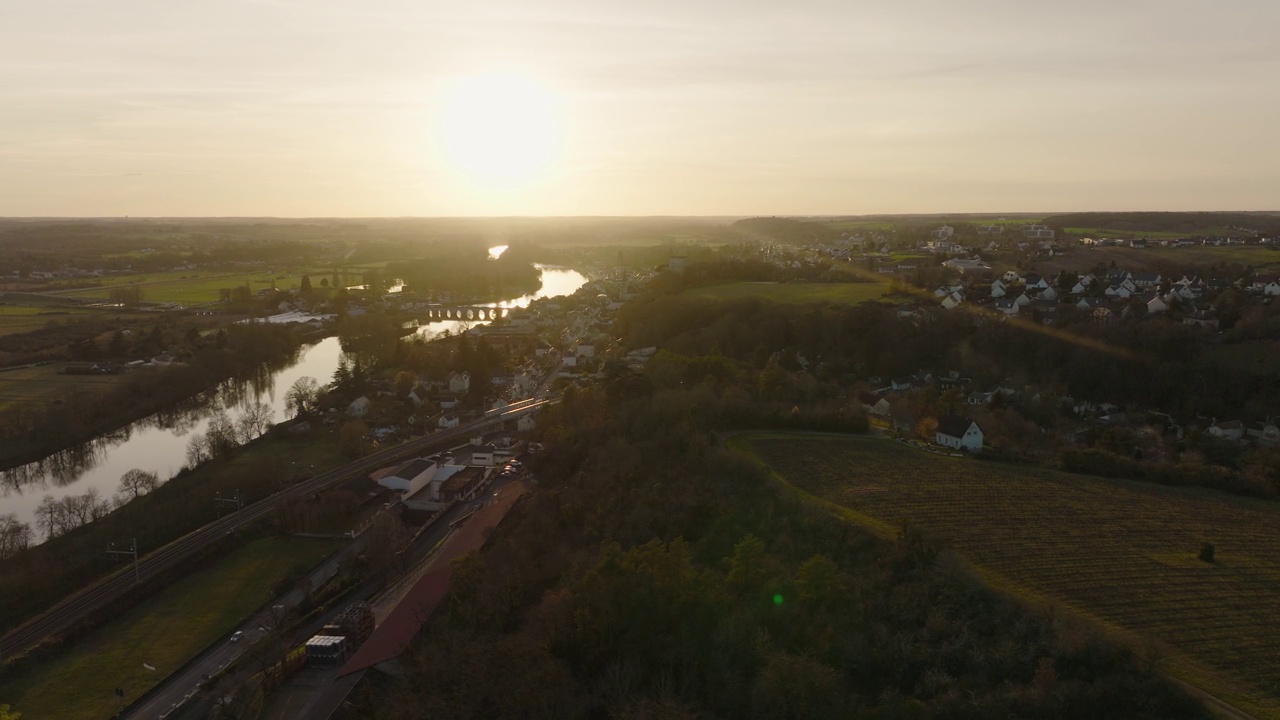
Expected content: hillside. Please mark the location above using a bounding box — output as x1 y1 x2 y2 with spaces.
737 433 1280 719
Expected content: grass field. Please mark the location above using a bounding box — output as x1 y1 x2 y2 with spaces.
1066 226 1255 240
0 536 345 720
0 364 130 412
680 281 889 305
733 434 1280 719
49 270 306 305
1033 244 1280 275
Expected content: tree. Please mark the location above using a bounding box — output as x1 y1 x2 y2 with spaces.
285 376 320 418
0 703 22 720
0 514 32 559
205 411 239 458
237 402 274 441
301 275 313 295
726 534 767 596
118 468 160 500
339 420 369 459
186 432 210 468
109 284 143 309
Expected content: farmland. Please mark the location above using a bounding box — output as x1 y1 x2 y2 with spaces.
0 536 344 720
680 280 889 305
733 433 1280 719
1030 244 1280 276
0 363 131 412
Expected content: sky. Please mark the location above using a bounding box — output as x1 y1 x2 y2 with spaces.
3 0 1279 217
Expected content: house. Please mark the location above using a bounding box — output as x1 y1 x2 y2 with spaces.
575 344 596 358
1246 423 1280 446
990 279 1007 298
516 414 537 432
1183 311 1220 330
1024 275 1050 291
448 371 471 394
439 396 460 410
859 392 891 416
931 225 955 240
347 396 371 418
1133 273 1162 288
438 414 460 429
940 292 963 310
1207 420 1244 441
967 391 993 405
1041 286 1057 301
1266 281 1280 297
993 298 1019 316
890 377 915 391
935 415 984 452
1104 284 1132 299
407 384 431 407
1146 296 1169 314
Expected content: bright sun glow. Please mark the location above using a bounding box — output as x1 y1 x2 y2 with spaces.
438 74 560 183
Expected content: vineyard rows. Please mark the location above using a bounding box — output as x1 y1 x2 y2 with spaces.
742 435 1280 719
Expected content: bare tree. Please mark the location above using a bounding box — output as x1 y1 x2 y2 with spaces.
285 376 320 418
206 411 239 458
186 432 210 468
118 468 161 500
237 402 274 441
35 495 62 539
0 513 32 559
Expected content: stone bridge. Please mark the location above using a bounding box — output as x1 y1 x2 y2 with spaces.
424 305 511 321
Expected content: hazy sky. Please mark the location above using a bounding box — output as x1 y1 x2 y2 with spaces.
3 0 1279 216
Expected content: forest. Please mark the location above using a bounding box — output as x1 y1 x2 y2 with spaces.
359 380 1207 718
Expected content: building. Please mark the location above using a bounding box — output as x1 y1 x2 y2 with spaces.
448 371 471 394
347 396 371 418
935 414 984 452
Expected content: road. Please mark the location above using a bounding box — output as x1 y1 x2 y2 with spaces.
0 398 547 663
136 473 514 720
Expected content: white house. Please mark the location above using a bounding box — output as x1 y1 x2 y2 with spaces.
438 413 460 429
448 371 471 394
1207 420 1244 441
1147 296 1169 314
347 396 371 418
1104 284 1132 299
940 292 963 310
407 385 430 407
990 279 1007 298
935 415 984 452
1013 292 1033 307
994 299 1019 316
1041 286 1058 301
1266 281 1280 297
1024 276 1050 291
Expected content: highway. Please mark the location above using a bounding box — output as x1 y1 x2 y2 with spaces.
0 398 547 663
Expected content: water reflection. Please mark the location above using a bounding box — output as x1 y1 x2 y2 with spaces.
0 264 587 537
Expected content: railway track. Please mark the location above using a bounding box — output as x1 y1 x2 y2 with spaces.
0 398 546 662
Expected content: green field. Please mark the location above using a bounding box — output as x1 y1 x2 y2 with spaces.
1066 226 1255 240
1033 244 1280 275
733 434 1280 719
50 270 304 305
0 364 130 412
0 536 345 720
680 281 889 305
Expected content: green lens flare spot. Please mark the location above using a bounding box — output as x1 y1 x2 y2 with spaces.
772 594 784 605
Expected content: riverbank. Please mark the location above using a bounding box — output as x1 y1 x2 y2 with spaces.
0 422 348 636
0 324 303 476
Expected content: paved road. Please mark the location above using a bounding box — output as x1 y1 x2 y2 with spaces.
0 398 547 663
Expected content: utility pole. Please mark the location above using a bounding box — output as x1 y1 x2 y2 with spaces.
107 538 140 585
214 490 243 516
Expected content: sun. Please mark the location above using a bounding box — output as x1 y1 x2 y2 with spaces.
437 74 560 183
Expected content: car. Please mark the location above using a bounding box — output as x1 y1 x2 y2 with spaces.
230 631 243 643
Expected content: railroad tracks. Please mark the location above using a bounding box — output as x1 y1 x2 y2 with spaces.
0 399 546 662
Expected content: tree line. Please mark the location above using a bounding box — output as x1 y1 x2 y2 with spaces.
360 382 1206 718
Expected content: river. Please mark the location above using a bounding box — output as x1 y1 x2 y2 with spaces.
0 263 587 539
